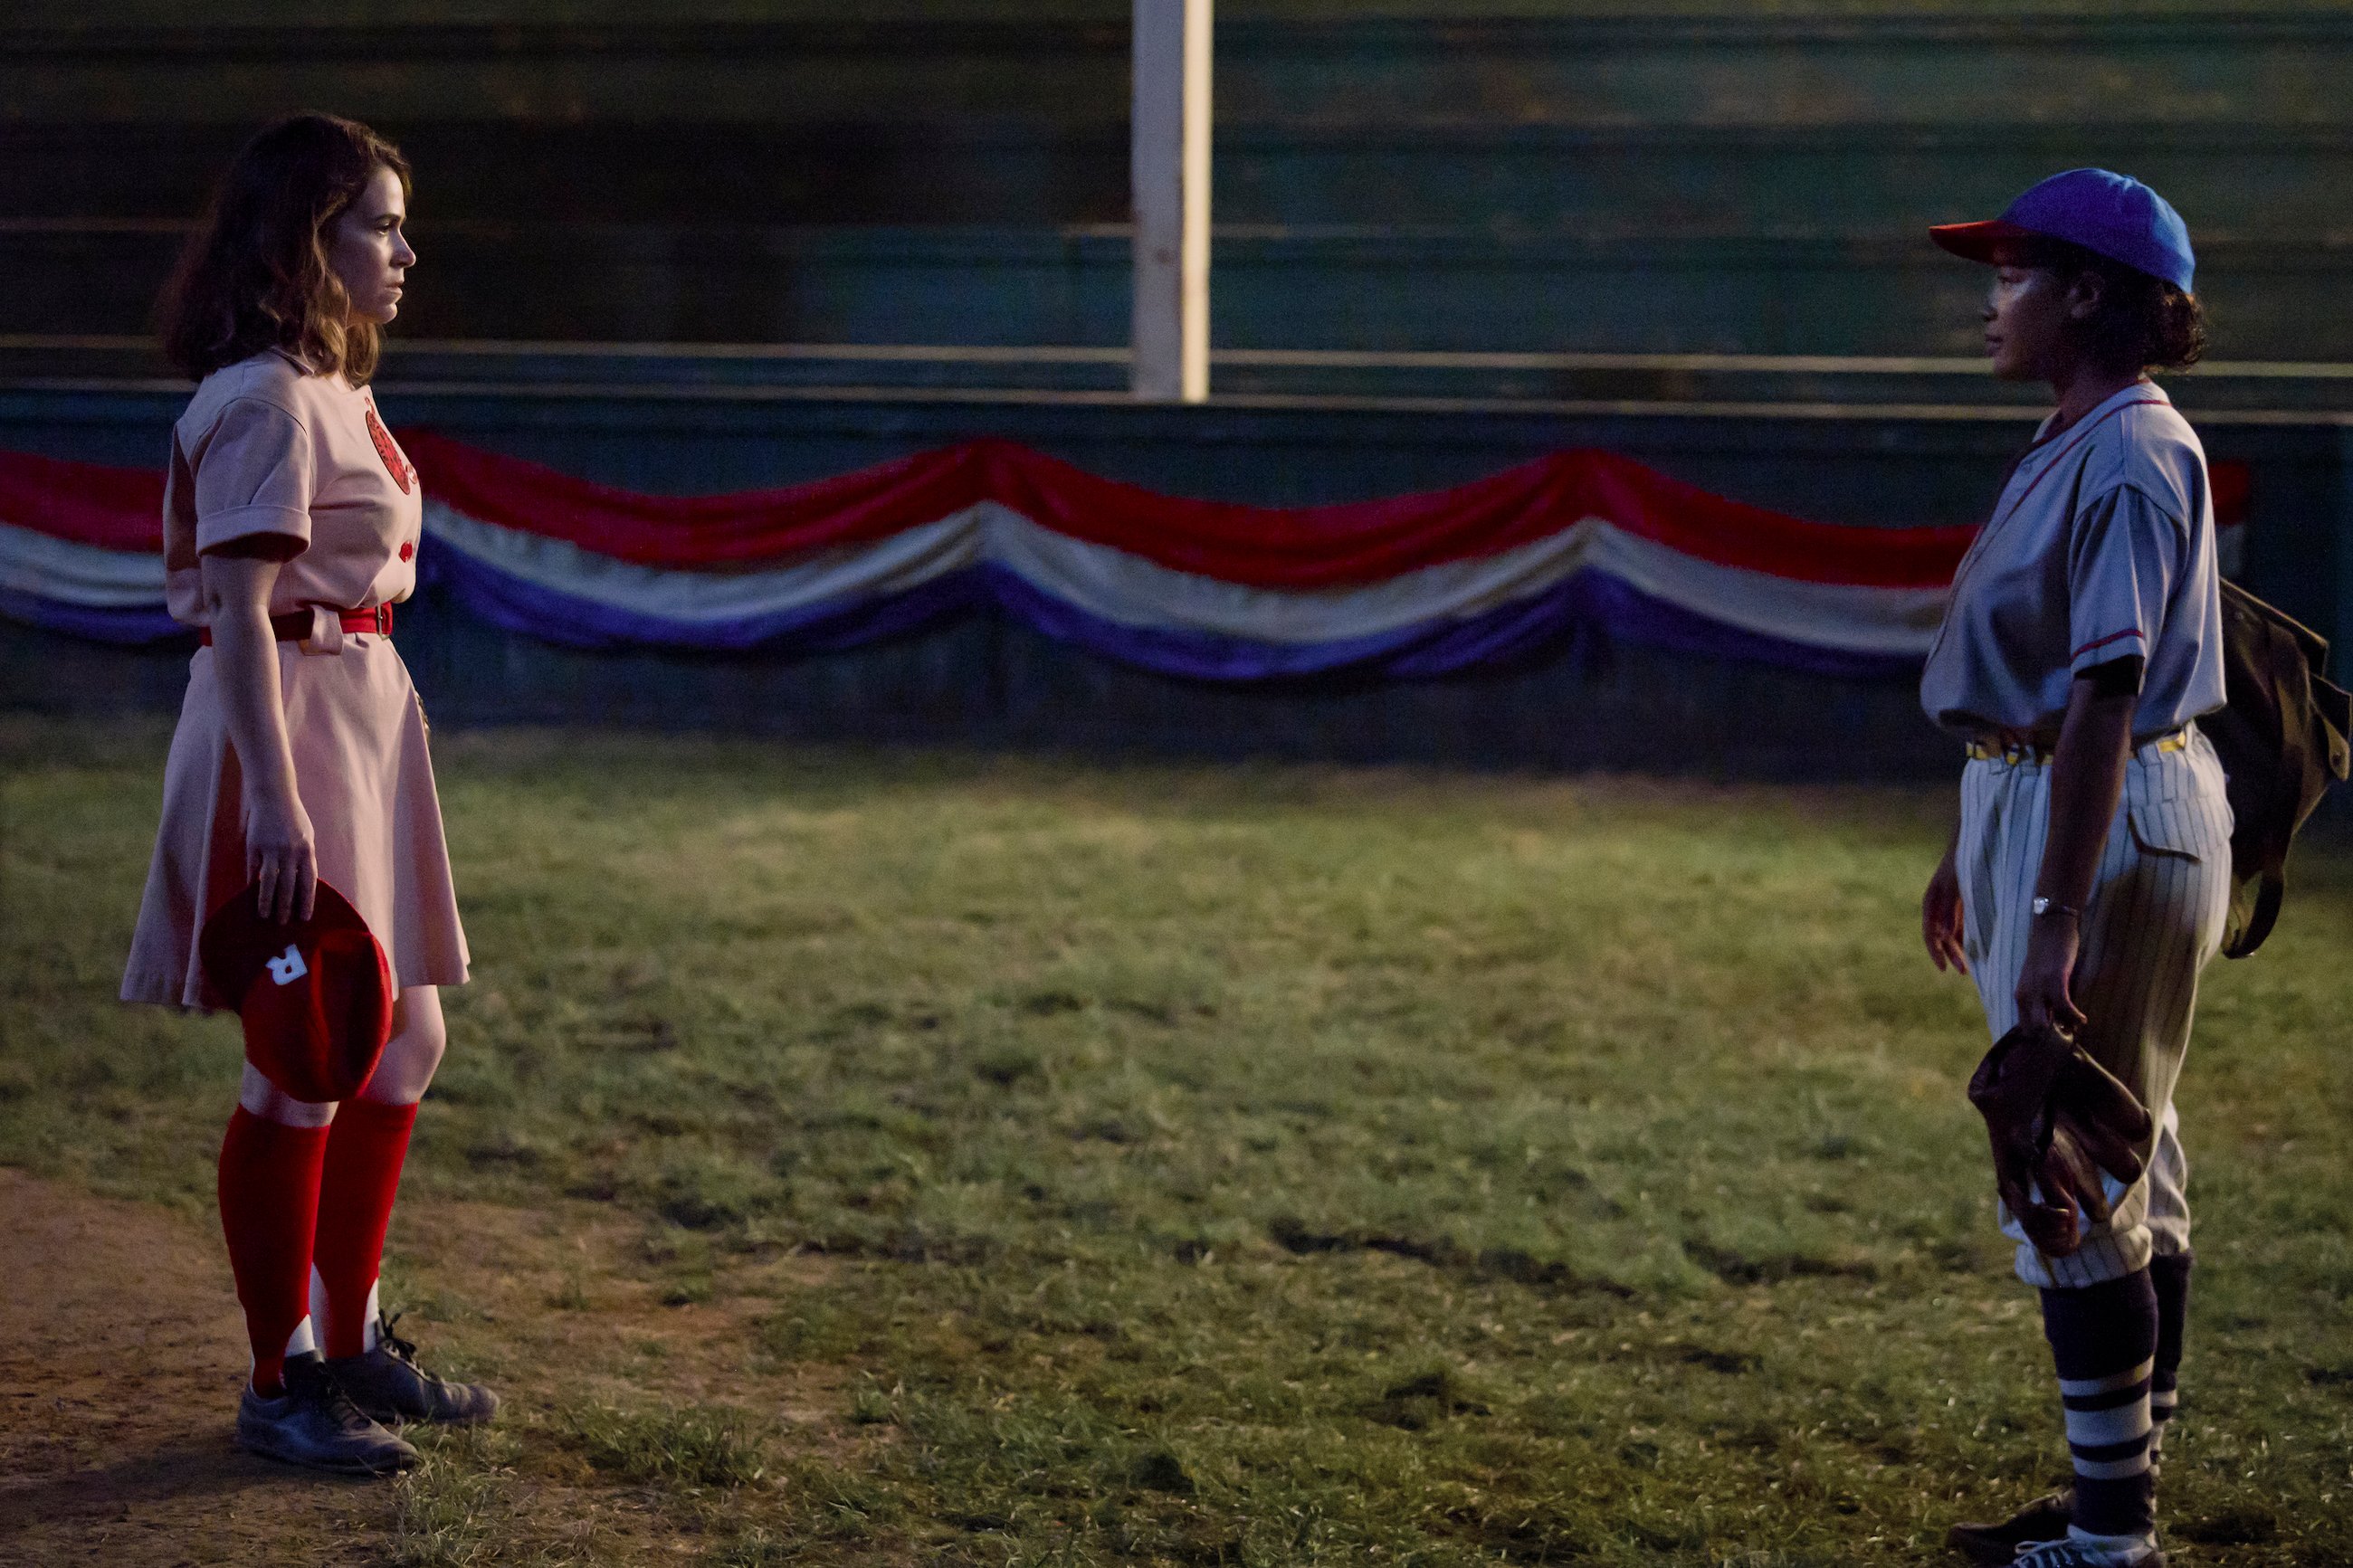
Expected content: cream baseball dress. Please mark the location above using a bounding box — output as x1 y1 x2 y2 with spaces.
122 348 468 1011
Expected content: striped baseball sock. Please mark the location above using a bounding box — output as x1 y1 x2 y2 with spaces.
2148 1251 2192 1470
2041 1269 2160 1552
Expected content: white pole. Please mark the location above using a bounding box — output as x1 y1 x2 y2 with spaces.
1131 0 1212 403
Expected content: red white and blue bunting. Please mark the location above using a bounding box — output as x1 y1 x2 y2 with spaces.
1 432 1977 679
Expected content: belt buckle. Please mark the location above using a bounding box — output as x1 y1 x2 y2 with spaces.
1968 734 2041 765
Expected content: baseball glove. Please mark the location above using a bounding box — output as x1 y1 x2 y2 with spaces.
1967 1022 2154 1258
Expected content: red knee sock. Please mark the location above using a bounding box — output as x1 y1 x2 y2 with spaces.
310 1098 419 1359
217 1107 331 1397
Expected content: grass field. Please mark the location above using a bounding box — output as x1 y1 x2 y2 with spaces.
4 715 2348 1566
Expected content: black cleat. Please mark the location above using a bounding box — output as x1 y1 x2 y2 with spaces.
326 1311 500 1427
236 1352 417 1476
1945 1488 2072 1564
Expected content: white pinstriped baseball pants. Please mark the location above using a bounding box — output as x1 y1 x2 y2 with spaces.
1958 726 2233 1288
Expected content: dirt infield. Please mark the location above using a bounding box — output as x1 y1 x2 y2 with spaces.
0 1169 378 1565
0 1169 857 1565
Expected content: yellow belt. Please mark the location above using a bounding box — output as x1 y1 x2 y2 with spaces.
1964 729 2190 765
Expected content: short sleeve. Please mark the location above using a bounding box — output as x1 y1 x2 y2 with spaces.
2068 485 2186 680
191 397 313 554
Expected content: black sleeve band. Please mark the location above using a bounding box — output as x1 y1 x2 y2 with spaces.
2079 655 2147 699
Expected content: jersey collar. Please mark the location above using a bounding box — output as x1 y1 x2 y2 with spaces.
2032 377 2167 447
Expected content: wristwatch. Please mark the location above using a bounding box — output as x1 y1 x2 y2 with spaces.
2031 896 2081 920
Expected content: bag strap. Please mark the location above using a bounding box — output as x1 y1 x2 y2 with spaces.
2222 603 2348 959
2230 866 2287 959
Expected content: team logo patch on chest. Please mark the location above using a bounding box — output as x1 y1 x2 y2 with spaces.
365 404 415 494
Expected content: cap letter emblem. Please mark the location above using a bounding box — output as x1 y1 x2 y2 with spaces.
267 945 309 986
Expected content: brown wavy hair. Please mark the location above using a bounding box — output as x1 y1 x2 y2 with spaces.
2021 236 2209 375
158 114 411 385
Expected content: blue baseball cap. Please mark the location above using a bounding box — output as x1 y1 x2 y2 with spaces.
1931 168 2195 293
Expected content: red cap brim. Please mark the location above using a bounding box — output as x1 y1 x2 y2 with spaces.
1929 218 2043 264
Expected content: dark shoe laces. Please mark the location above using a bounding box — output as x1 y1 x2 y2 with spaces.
374 1308 470 1397
375 1309 422 1366
289 1358 377 1431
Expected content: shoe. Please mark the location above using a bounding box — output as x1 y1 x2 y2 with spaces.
326 1310 500 1427
1946 1488 2072 1564
2010 1537 2166 1568
236 1352 418 1475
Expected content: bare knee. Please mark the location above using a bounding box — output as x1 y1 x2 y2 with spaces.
361 986 447 1106
238 1061 337 1126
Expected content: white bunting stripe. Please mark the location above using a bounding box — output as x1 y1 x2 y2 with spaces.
421 500 1950 653
0 519 167 605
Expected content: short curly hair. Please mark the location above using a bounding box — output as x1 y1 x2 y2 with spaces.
157 114 411 385
2018 236 2208 374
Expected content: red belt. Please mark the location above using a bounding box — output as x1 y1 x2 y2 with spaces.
198 605 392 647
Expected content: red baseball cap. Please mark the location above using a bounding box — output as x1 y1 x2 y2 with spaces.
199 879 395 1103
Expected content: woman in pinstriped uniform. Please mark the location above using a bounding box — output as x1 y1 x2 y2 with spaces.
1916 170 2224 1568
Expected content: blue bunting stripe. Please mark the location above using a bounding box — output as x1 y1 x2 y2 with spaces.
416 499 1942 657
420 535 1920 680
0 586 187 645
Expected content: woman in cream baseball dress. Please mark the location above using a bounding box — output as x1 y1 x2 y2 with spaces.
123 114 494 1476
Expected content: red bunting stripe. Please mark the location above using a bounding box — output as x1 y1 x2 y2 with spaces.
0 448 167 555
400 432 1973 589
2 433 1977 590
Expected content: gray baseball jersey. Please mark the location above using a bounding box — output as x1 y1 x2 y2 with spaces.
1920 383 2225 740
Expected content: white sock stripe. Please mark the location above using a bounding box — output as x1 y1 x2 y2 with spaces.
2072 1453 2156 1481
2149 1390 2179 1411
2060 1358 2157 1397
2066 1525 2163 1557
2063 1381 2153 1415
310 1267 385 1355
2065 1403 2155 1446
